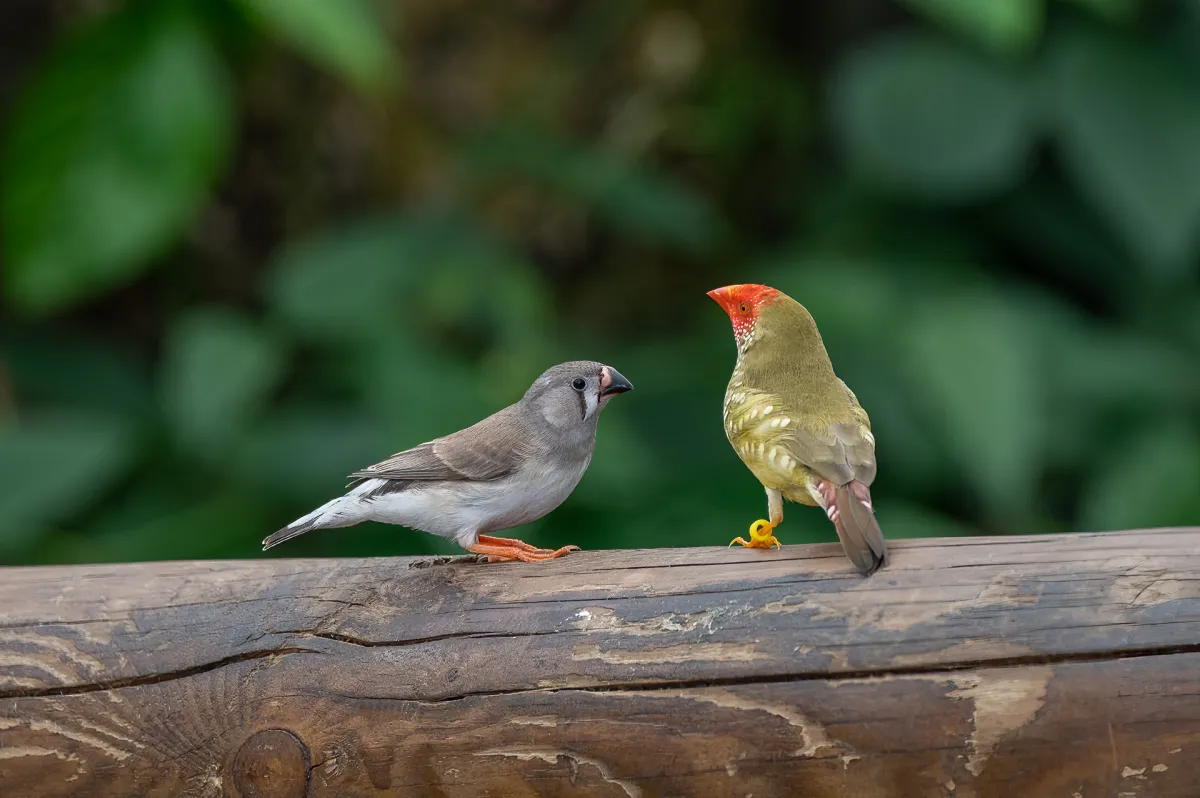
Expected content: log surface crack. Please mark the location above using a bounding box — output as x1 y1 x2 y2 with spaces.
0 647 320 699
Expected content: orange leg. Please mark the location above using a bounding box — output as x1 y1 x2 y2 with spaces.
468 535 580 563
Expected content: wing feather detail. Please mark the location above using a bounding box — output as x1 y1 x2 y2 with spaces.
348 406 534 483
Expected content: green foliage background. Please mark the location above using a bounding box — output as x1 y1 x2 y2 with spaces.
2 0 1199 565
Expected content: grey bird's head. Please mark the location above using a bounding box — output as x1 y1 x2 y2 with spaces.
522 360 633 435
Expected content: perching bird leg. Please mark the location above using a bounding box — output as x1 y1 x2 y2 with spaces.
467 535 580 563
730 488 784 549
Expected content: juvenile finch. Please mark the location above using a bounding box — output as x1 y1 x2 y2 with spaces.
262 361 633 562
708 284 886 575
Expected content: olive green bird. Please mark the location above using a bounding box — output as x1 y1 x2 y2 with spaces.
708 283 887 575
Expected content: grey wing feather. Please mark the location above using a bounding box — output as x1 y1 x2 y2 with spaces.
783 380 877 487
783 425 874 487
348 406 534 483
822 423 877 486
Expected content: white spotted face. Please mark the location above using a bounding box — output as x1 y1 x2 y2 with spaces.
707 284 783 356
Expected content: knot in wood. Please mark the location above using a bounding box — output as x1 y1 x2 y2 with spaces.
233 729 310 798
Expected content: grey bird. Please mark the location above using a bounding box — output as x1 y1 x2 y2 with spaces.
261 361 633 562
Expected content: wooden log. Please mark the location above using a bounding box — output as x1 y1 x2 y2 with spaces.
1 528 1198 797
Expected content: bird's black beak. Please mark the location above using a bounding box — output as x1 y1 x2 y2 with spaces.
599 366 633 396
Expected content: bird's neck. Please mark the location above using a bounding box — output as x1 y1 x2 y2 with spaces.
749 301 833 360
735 303 840 399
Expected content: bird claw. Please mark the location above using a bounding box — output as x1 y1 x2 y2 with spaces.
467 535 580 563
729 519 781 550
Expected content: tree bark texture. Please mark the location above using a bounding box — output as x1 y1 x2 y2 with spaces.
1 529 1198 796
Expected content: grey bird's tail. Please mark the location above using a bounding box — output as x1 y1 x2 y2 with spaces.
262 494 359 551
261 518 319 550
832 482 887 576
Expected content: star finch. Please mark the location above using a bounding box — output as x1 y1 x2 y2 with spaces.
708 284 886 575
262 361 633 563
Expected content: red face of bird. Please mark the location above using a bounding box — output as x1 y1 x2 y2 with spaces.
706 284 782 349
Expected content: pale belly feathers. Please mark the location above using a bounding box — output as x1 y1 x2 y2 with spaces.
348 454 591 547
723 386 820 506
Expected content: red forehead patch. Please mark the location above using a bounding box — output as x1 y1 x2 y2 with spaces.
707 284 782 343
706 284 781 314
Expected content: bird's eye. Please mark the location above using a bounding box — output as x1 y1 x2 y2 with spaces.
738 302 750 314
572 378 586 390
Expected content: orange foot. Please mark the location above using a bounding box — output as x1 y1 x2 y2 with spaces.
467 534 580 563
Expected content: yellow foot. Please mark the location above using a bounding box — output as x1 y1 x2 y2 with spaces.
729 519 781 550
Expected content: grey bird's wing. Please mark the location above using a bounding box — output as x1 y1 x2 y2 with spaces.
780 381 877 488
785 422 877 488
348 405 536 483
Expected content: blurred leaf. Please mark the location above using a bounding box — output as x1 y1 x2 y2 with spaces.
81 488 268 562
4 335 152 415
903 293 1042 518
268 216 414 343
2 6 232 313
1004 292 1200 469
1060 0 1137 22
901 0 1043 56
833 33 1034 201
0 413 136 546
874 502 975 539
161 308 286 460
467 125 721 252
570 413 659 509
270 212 553 356
1054 327 1200 411
990 178 1126 289
357 337 492 441
763 252 903 344
237 409 389 502
234 0 396 92
1048 28 1200 275
689 58 810 166
1080 421 1200 531
427 256 552 338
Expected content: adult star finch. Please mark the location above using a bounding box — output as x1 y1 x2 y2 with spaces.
708 284 887 575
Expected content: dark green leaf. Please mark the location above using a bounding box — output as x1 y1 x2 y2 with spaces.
570 414 658 508
234 0 396 92
269 213 550 352
1048 29 1200 274
874 502 974 539
80 489 268 563
833 33 1034 200
237 409 389 501
4 335 152 415
357 338 492 440
466 125 721 252
1080 422 1200 530
903 293 1042 518
2 7 232 313
0 413 136 542
1060 0 1138 23
160 309 286 459
901 0 1043 56
268 216 415 342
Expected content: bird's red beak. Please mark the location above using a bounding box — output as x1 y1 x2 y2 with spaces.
707 286 735 315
